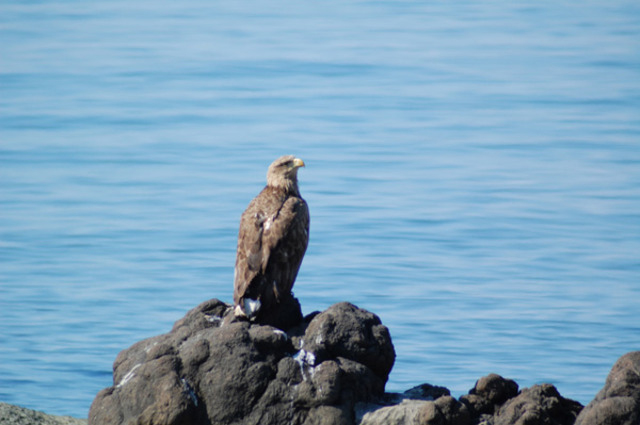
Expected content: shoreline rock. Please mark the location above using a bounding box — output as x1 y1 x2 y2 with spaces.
574 351 640 425
9 298 638 425
86 298 640 425
0 402 87 425
89 299 396 425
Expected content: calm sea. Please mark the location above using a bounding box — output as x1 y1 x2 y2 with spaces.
1 0 639 418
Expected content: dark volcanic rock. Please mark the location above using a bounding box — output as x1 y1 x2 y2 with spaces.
404 383 452 401
575 350 640 425
0 402 87 425
256 293 305 331
89 299 395 425
457 374 582 425
88 295 639 425
459 373 519 419
493 383 582 425
300 302 395 382
420 395 472 425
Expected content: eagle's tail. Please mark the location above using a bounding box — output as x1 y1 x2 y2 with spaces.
235 298 261 320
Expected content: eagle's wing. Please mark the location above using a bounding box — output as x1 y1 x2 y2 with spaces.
233 190 309 308
260 196 309 296
233 191 272 305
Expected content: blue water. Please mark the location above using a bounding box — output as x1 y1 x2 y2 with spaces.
1 0 640 418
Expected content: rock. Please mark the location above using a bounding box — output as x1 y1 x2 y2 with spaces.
0 402 87 425
459 373 519 418
87 297 639 425
493 383 582 425
89 299 395 425
575 350 640 425
419 396 472 425
359 399 428 425
299 302 395 382
403 383 451 401
357 391 471 425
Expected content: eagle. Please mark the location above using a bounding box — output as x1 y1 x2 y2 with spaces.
233 155 309 326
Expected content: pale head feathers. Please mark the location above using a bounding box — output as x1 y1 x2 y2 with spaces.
266 155 305 194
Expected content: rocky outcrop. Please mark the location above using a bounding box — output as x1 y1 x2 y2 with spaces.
0 402 86 425
357 375 581 425
459 373 519 420
357 385 472 425
574 351 640 425
89 299 395 425
492 383 583 425
88 297 640 425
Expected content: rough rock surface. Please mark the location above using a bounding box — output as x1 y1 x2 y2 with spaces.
574 350 640 425
459 373 519 420
493 383 583 425
359 399 427 425
357 385 471 425
0 402 87 425
355 373 584 425
87 296 640 425
89 299 395 425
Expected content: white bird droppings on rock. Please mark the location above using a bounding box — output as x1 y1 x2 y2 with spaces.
116 364 141 388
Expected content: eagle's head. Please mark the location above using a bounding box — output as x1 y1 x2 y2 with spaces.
266 155 305 193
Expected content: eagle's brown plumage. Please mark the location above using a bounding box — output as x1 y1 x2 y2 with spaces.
233 155 309 325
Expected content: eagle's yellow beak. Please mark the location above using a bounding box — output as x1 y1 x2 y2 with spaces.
293 158 305 168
